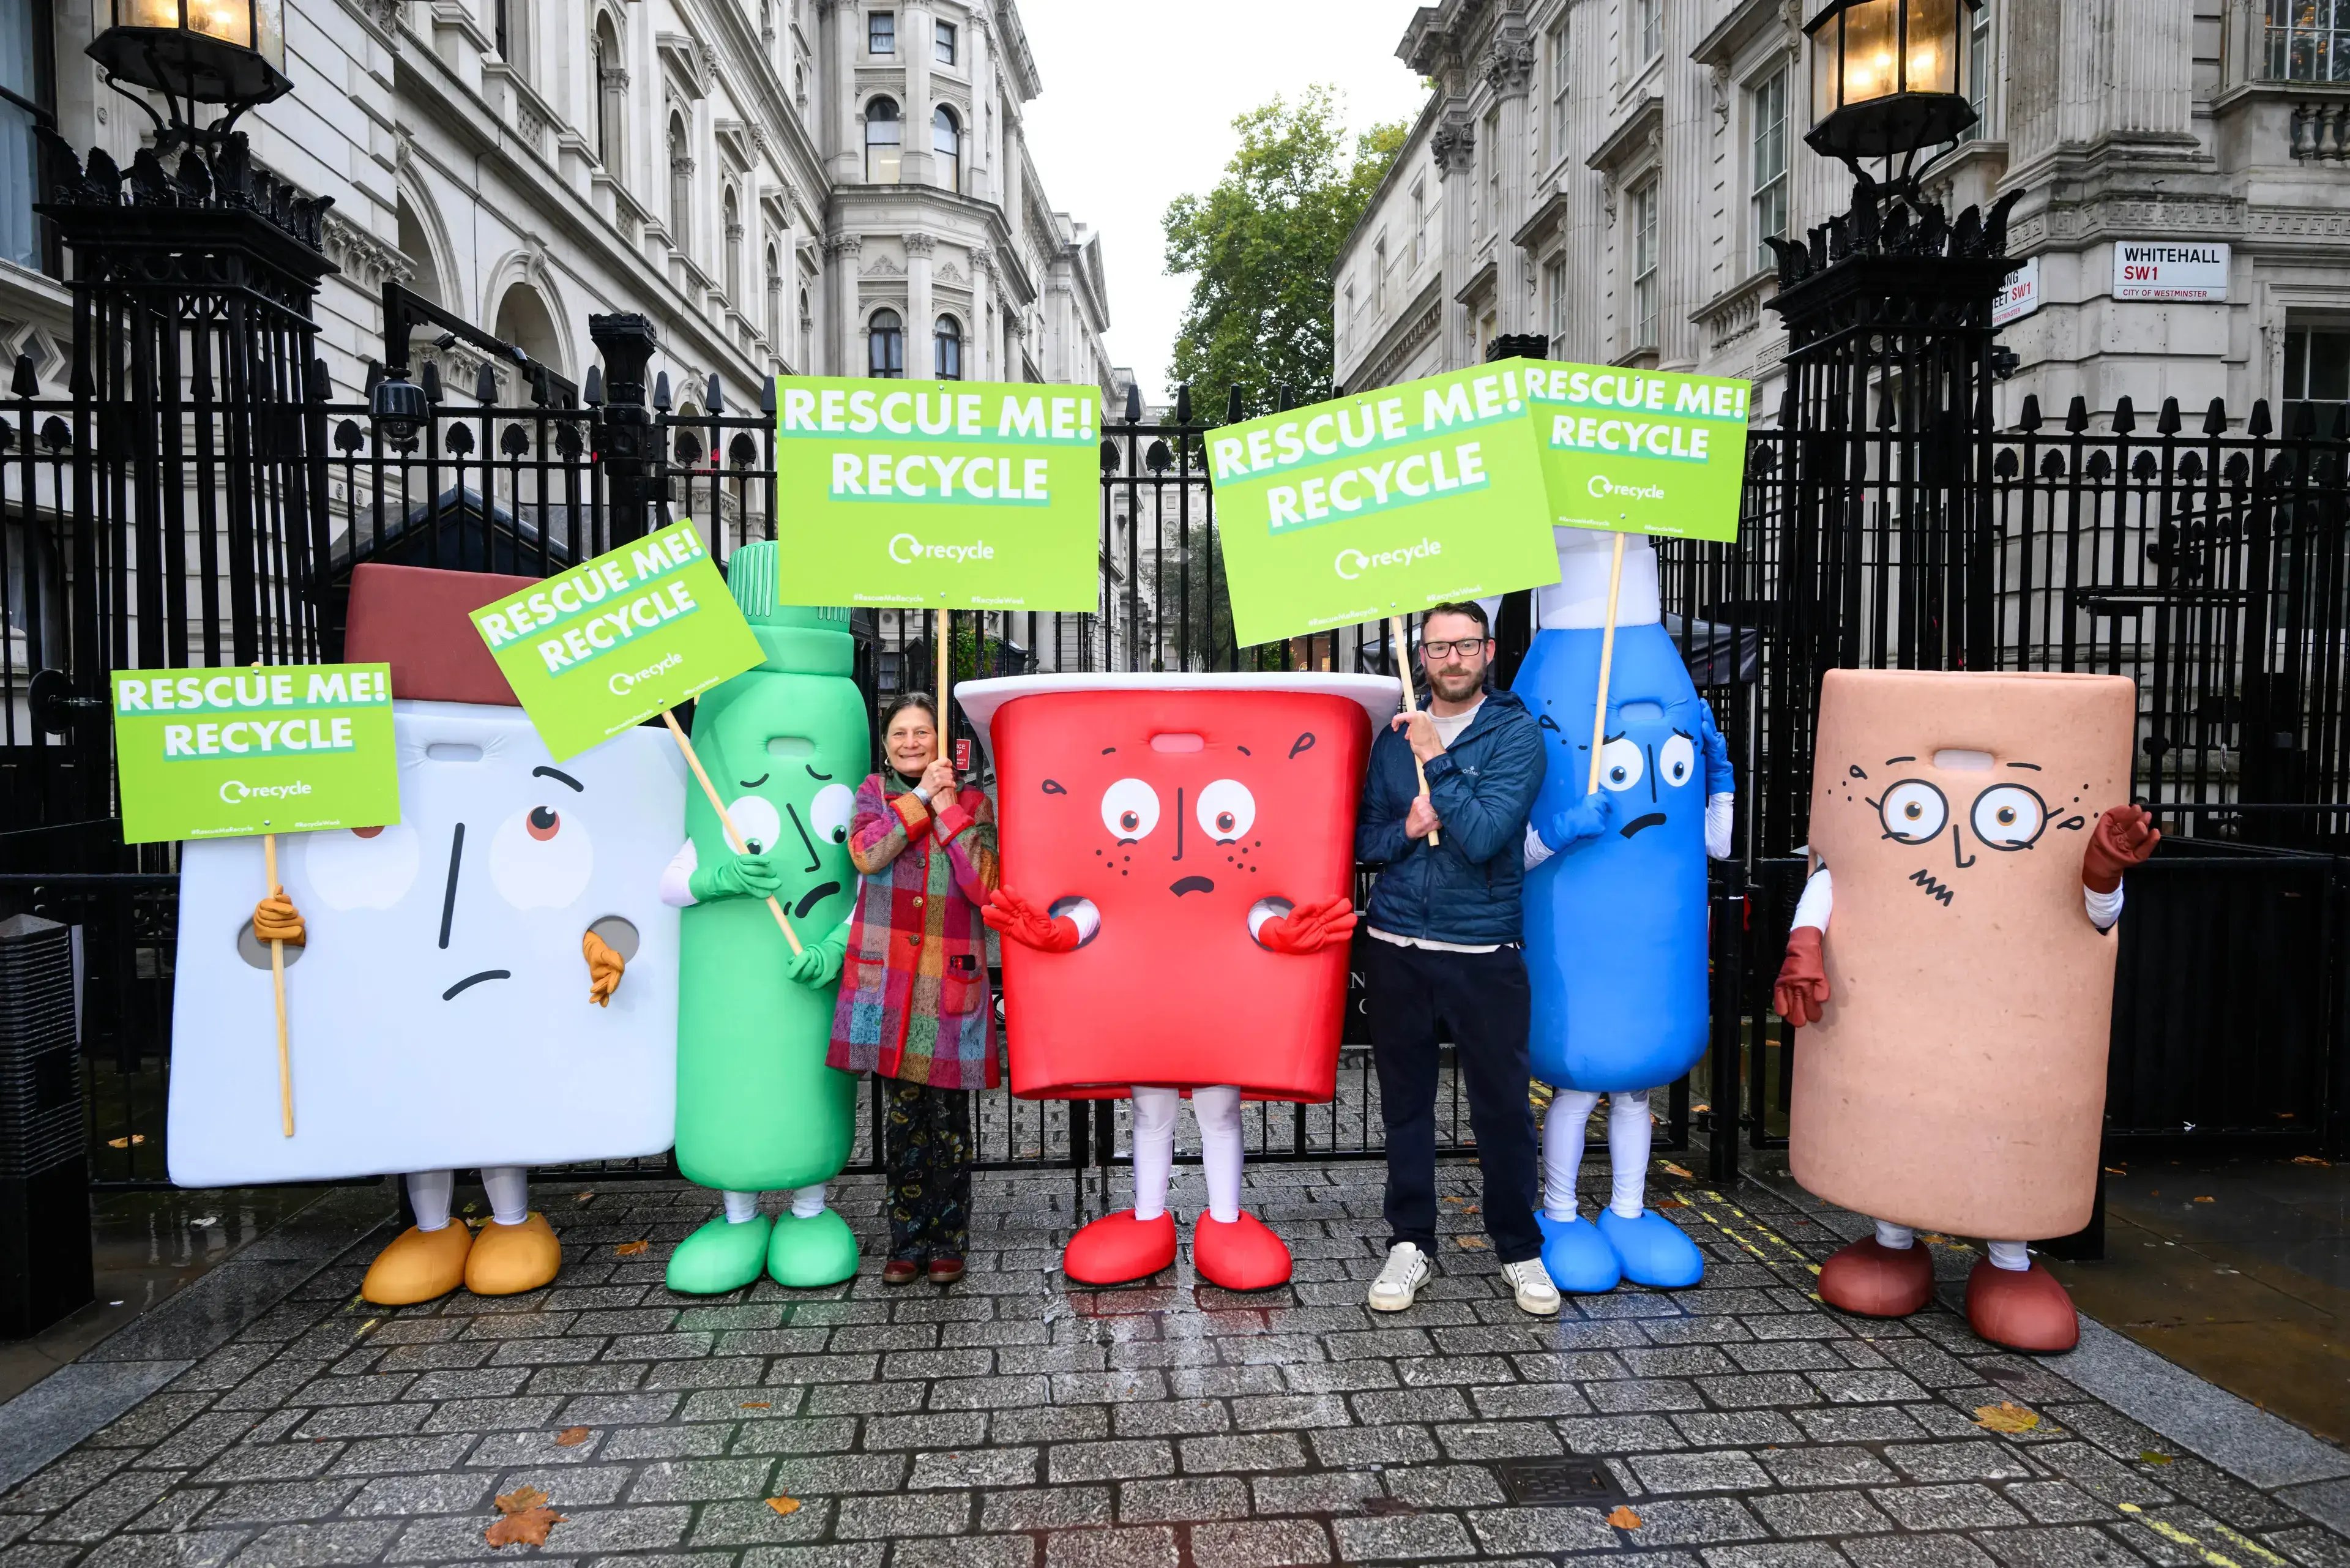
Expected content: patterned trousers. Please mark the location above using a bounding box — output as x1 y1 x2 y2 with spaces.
882 1078 972 1263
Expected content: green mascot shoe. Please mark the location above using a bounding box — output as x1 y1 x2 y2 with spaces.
666 1213 774 1295
767 1208 860 1288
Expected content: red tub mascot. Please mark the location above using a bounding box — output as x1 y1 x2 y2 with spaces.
960 673 1399 1289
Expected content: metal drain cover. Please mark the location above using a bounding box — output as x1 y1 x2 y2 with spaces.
1494 1455 1625 1506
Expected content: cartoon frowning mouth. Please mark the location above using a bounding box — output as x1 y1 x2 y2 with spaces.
1169 875 1215 897
793 882 841 918
442 969 510 1000
1620 812 1668 838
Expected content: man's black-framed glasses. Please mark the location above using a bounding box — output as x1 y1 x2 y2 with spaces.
1421 638 1491 660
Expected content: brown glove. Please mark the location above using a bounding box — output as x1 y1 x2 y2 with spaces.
2083 804 2159 894
583 928 625 1007
1773 927 1829 1028
252 887 305 947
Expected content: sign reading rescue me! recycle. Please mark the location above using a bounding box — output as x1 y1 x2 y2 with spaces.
469 518 764 763
770 377 1101 612
1207 360 1563 647
110 664 400 844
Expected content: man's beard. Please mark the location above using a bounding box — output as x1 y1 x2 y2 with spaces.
1428 665 1483 701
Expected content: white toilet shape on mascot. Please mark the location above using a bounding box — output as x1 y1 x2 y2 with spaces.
166 562 686 1305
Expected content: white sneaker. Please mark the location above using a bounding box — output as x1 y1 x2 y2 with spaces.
1502 1256 1562 1317
1368 1242 1431 1312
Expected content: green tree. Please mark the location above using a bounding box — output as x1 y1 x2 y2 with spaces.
1162 87 1408 419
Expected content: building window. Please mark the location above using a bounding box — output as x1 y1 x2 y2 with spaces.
1 0 56 272
1750 68 1789 274
2266 0 2350 80
2283 326 2350 428
935 18 957 65
1411 183 1428 266
1373 237 1387 312
869 309 905 378
865 96 901 183
868 10 894 54
1544 255 1567 349
594 15 623 166
1547 19 1570 163
1341 283 1356 348
933 105 961 192
766 244 782 343
723 187 742 297
934 315 963 379
1634 0 1662 67
1482 108 1499 241
667 114 692 246
1963 1 1992 135
1631 177 1658 349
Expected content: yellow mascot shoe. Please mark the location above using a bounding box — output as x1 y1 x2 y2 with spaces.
360 1223 474 1305
463 1212 564 1296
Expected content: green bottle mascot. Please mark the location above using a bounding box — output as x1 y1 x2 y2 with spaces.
661 540 866 1293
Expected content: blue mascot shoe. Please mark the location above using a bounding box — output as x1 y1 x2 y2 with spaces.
1538 1212 1622 1294
1595 1207 1706 1288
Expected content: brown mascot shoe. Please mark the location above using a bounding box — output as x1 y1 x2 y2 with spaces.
463 1212 564 1297
360 1222 475 1306
1817 1238 1936 1318
1964 1259 2080 1353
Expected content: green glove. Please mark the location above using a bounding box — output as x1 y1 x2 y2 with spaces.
688 852 782 903
784 936 844 988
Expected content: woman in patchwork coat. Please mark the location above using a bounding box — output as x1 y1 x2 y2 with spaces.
827 692 1000 1285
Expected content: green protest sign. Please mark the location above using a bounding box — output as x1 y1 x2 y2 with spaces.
111 664 400 843
470 519 763 762
1206 360 1560 646
770 376 1100 611
1527 364 1752 543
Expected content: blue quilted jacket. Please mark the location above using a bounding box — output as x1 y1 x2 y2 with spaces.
1355 687 1546 947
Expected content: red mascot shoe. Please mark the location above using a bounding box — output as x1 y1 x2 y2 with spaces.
1817 1238 1936 1318
1965 1260 2080 1353
1192 1212 1292 1291
1063 1209 1177 1285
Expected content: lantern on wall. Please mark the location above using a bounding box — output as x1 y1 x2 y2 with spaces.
1804 0 1979 166
86 0 292 138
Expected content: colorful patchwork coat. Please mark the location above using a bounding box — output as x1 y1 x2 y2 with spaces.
827 771 1001 1089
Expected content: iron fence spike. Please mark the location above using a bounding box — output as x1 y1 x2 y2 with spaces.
654 371 672 411
2157 396 2182 436
2016 394 2042 432
2247 398 2273 437
2065 395 2091 433
583 365 605 407
475 362 499 404
2203 397 2229 436
707 373 724 414
1225 386 1244 424
2113 395 2136 435
11 353 35 397
1175 385 1192 425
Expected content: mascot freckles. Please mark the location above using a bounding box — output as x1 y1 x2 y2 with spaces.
960 673 1398 1290
166 563 686 1305
1773 668 2157 1353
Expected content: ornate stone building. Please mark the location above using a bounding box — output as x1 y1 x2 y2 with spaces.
1335 0 2350 428
1 0 1113 413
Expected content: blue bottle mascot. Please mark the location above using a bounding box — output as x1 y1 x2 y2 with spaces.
1511 529 1734 1293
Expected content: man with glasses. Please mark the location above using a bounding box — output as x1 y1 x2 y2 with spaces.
1355 602 1557 1316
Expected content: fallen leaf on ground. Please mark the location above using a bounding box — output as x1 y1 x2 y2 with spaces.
494 1487 548 1515
1660 1162 1694 1179
1440 1195 1470 1206
1690 1102 1710 1114
764 1497 801 1517
485 1506 565 1548
1605 1505 1644 1529
614 1240 650 1256
739 1402 772 1409
1455 1236 1490 1250
1974 1402 2040 1433
553 1427 591 1447
2105 1166 2128 1175
105 1135 146 1148
2192 1196 2215 1203
2292 1155 2332 1166
1653 1198 1687 1209
2139 1450 2174 1465
574 1192 595 1204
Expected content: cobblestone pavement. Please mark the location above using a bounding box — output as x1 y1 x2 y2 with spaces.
4 1163 2348 1568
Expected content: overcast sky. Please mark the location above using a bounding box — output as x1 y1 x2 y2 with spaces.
1013 2 1433 405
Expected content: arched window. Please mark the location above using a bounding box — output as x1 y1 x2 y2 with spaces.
932 105 961 193
868 309 904 378
594 15 623 166
723 188 743 299
799 285 813 372
765 244 782 345
667 114 692 246
864 97 901 184
933 315 963 381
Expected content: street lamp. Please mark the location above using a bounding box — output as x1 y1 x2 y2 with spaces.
1804 0 1977 175
86 0 291 147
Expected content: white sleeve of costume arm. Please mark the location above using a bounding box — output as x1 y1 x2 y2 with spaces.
1523 821 1554 872
659 840 698 908
1050 896 1102 943
2084 880 2125 931
1791 865 1833 932
1706 792 1734 861
1246 897 1291 941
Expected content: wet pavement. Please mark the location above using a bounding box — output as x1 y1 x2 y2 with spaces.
2 1162 2347 1567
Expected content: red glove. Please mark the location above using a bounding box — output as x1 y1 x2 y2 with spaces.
2083 804 2158 894
1256 894 1358 955
1774 927 1829 1028
984 888 1080 953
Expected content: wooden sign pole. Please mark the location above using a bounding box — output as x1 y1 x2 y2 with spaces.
261 831 293 1137
1389 614 1438 848
1583 534 1630 794
937 608 953 765
660 710 805 956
